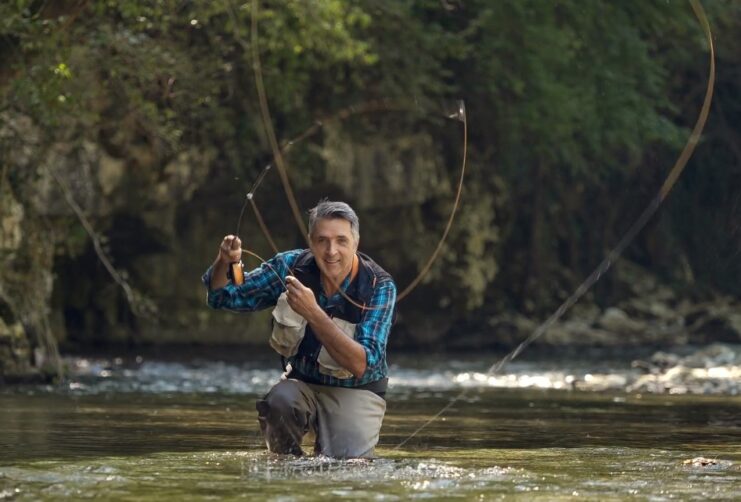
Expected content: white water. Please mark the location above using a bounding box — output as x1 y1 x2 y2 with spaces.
28 343 741 397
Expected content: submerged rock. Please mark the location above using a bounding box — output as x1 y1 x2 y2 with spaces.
681 457 734 469
683 457 715 466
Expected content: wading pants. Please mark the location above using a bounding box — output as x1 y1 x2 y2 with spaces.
256 378 386 458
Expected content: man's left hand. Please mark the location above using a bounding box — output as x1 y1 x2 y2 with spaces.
285 275 321 321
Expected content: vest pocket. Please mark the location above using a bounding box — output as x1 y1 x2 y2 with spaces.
317 317 357 379
269 292 307 357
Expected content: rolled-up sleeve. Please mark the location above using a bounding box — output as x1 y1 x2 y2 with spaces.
354 279 396 372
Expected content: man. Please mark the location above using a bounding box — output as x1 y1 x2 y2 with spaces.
202 200 396 458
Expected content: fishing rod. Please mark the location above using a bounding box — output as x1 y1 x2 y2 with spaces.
394 0 716 450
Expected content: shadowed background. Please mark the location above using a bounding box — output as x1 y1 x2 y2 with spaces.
0 0 739 380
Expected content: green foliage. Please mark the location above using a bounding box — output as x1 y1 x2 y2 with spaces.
459 0 687 180
0 0 736 344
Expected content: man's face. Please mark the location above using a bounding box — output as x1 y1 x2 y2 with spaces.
309 217 359 285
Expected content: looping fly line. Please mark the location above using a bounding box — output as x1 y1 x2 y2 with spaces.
394 0 716 450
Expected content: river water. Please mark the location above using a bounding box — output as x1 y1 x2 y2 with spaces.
1 349 740 500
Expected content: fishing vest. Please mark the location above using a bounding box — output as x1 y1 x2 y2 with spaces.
270 249 393 383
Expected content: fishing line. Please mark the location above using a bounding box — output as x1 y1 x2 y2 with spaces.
397 100 467 301
234 165 270 240
394 0 715 450
229 1 712 449
241 248 289 292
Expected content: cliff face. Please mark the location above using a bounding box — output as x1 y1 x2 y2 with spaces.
0 114 56 381
0 110 228 379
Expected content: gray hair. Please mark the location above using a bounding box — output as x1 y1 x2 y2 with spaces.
308 200 360 241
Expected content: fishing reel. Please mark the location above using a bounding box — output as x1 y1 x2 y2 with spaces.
227 261 245 285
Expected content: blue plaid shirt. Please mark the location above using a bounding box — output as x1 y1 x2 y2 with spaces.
202 249 395 386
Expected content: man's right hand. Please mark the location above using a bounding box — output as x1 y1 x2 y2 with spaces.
218 235 242 265
210 235 242 290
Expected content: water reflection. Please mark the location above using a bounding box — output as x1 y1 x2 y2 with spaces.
1 350 740 499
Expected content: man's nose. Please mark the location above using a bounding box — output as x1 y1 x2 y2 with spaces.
327 241 338 255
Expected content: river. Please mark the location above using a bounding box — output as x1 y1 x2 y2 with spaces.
1 349 740 500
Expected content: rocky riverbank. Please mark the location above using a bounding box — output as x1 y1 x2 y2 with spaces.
410 343 741 396
17 342 740 397
557 343 740 396
472 297 741 350
456 259 741 351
